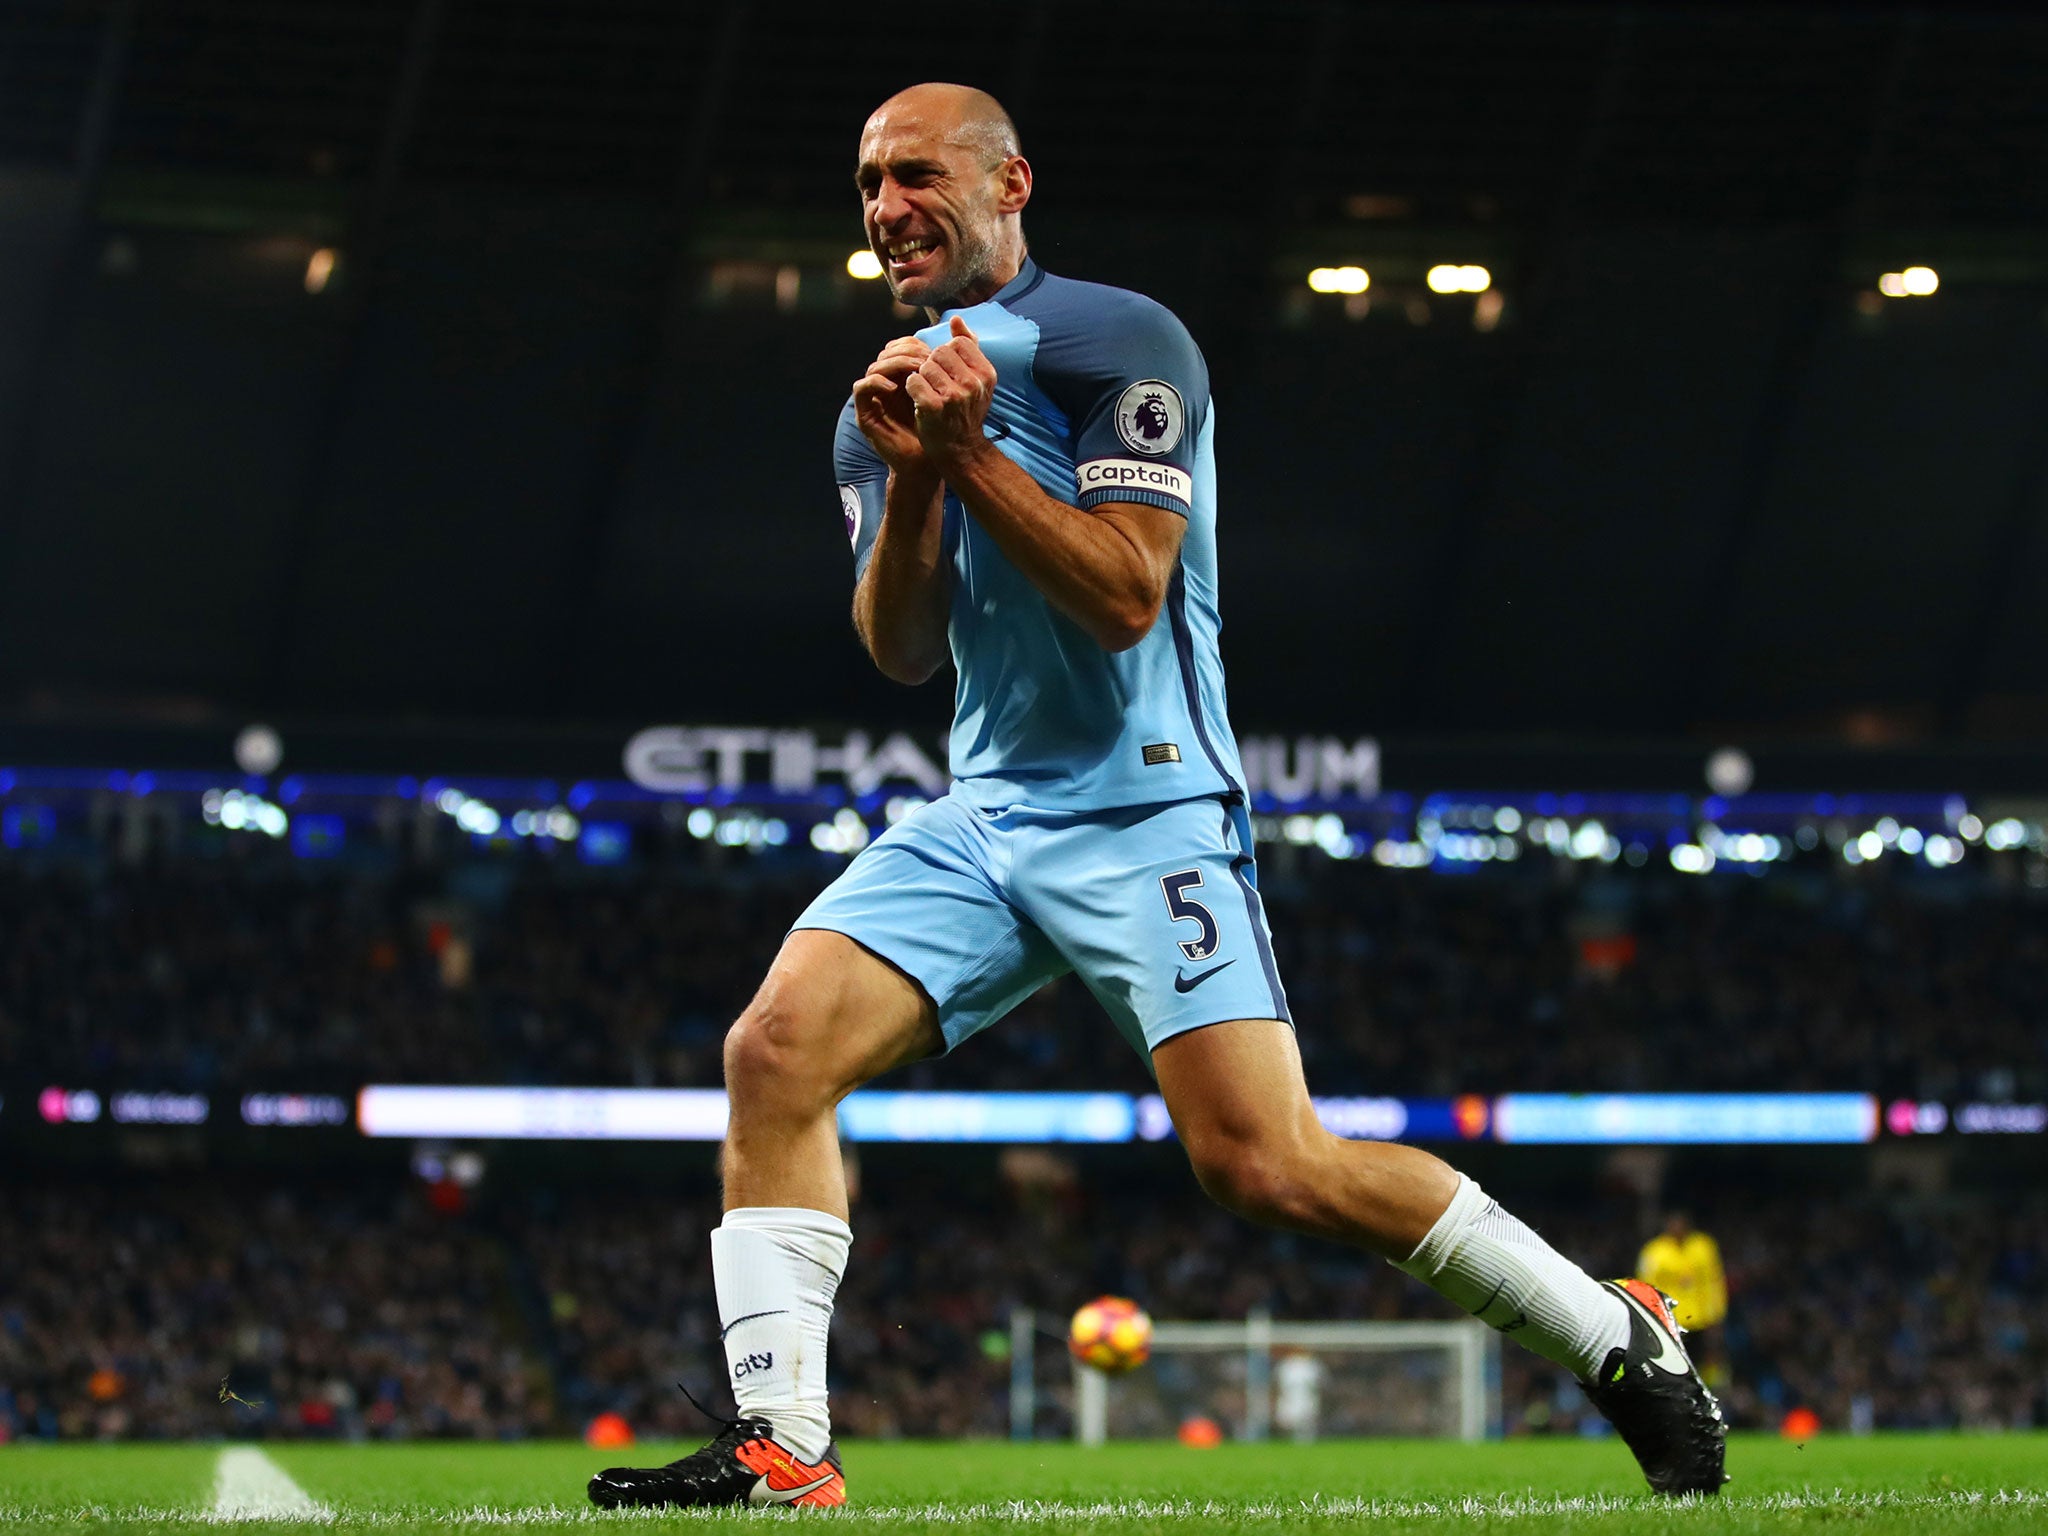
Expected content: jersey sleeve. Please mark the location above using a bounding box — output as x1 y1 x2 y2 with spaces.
834 398 887 584
1036 294 1209 518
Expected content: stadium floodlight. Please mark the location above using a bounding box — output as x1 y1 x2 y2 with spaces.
1008 1311 1498 1444
1878 267 1939 298
1669 843 1713 874
1427 264 1491 294
1307 266 1368 295
1705 746 1753 796
846 250 883 280
234 723 283 775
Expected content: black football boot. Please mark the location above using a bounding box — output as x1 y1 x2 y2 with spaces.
1582 1279 1729 1496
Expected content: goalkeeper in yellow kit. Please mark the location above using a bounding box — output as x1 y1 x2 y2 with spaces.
1639 1212 1729 1385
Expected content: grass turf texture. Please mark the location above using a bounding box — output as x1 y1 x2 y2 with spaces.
0 1434 2042 1533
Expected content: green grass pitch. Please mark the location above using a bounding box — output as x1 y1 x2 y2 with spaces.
0 1434 2043 1533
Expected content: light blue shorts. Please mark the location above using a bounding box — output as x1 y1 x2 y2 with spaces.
792 794 1291 1061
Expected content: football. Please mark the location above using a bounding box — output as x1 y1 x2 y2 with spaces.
1067 1295 1153 1374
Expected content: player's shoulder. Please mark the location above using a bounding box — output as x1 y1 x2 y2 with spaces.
1016 267 1197 351
1015 267 1206 402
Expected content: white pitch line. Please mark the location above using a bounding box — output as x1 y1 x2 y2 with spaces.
209 1446 331 1522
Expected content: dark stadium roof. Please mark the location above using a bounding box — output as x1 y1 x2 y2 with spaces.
3 2 2044 224
2 1 2046 750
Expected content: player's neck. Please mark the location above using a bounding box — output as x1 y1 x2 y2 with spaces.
922 245 1028 320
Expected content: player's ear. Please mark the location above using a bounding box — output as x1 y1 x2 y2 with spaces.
996 154 1032 214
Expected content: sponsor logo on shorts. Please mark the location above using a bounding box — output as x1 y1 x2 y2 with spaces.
1142 743 1182 766
1076 458 1191 505
1114 379 1185 455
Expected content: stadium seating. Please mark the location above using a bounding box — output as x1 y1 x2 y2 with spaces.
2 851 2041 1098
2 1176 2041 1441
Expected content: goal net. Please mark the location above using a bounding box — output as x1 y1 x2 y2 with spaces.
1007 1311 1499 1443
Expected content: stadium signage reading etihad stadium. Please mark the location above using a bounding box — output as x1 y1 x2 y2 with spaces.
626 727 950 796
624 726 1379 803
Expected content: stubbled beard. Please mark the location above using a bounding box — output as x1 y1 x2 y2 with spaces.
893 224 998 309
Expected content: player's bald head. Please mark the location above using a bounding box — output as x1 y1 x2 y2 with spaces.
862 82 1020 168
854 81 1032 312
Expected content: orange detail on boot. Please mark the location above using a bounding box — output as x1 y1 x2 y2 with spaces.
734 1437 846 1507
1618 1279 1680 1334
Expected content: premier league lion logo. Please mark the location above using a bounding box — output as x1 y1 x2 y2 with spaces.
1132 392 1172 443
1113 379 1184 457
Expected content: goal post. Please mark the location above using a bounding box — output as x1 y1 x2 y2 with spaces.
1008 1309 1500 1444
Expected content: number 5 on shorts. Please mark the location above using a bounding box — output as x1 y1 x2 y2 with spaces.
1160 870 1220 962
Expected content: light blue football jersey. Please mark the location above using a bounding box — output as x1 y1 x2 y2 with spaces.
835 258 1245 814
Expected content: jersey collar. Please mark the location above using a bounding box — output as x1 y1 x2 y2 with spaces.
943 256 1043 319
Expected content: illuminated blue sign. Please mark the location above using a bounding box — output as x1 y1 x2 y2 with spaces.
836 1092 1135 1144
1493 1093 1877 1145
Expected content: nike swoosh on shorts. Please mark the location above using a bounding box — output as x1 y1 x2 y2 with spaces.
1174 959 1237 993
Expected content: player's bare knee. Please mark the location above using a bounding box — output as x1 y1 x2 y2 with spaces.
723 1001 833 1115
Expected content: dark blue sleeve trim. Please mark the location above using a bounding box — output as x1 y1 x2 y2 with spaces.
1077 488 1190 517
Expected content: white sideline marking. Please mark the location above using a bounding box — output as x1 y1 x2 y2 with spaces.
209 1447 330 1521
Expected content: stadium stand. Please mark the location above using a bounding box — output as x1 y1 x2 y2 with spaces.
3 850 2043 1097
3 1177 2042 1442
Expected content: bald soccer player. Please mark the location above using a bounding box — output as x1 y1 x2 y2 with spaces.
588 84 1726 1509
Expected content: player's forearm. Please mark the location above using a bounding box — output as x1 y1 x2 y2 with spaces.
853 469 951 685
939 442 1162 652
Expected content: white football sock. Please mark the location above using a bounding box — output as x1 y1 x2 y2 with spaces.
1394 1173 1629 1379
711 1205 851 1462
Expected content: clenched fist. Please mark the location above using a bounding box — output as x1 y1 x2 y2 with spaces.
852 335 934 473
905 316 997 466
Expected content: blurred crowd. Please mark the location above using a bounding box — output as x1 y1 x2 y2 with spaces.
5 840 2044 1445
0 1183 547 1442
3 1173 2042 1443
3 847 2044 1098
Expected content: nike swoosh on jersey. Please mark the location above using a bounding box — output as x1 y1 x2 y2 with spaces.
1617 1285 1692 1376
1174 959 1237 993
749 1471 839 1506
